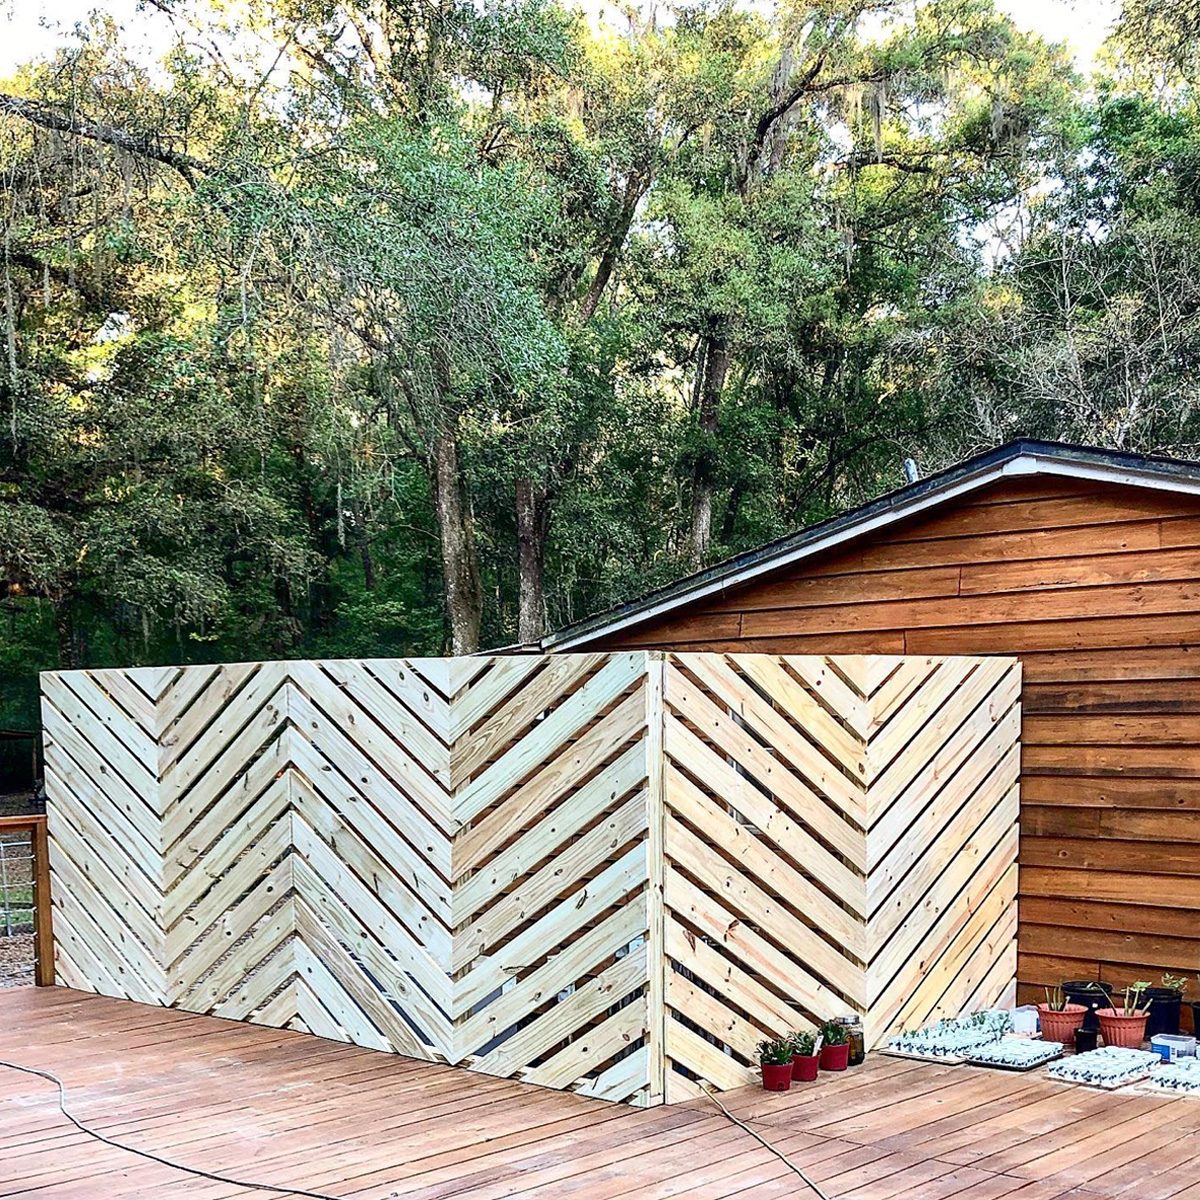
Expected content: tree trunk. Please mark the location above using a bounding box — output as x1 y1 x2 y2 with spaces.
687 326 730 567
515 478 550 643
430 422 483 655
54 599 79 670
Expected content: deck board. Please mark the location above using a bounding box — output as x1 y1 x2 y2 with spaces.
2 989 1198 1198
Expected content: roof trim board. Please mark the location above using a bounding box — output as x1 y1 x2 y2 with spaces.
543 439 1200 651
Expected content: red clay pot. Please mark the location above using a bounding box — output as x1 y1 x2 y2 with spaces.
792 1053 819 1082
819 1043 850 1072
1037 1003 1087 1045
1097 1007 1149 1049
761 1062 792 1091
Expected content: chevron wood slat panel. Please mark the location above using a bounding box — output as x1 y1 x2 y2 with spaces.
42 651 1019 1107
42 654 655 1104
657 653 1021 1100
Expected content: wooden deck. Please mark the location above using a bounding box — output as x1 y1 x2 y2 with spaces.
3 989 1200 1199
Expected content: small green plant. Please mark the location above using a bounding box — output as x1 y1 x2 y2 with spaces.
1162 973 1189 995
790 1030 817 1057
757 1038 793 1066
819 1020 848 1047
1043 985 1067 1012
1121 981 1152 1016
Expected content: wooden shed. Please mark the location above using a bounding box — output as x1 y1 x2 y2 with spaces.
544 440 1200 1004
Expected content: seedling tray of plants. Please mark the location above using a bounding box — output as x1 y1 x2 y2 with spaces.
884 1010 1012 1063
966 1036 1064 1071
1046 1046 1160 1090
1144 1056 1200 1095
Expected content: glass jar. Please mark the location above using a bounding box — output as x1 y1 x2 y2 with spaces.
838 1015 866 1066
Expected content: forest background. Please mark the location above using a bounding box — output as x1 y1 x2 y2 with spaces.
0 0 1197 734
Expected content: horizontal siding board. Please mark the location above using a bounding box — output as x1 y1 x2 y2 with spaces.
588 474 1200 991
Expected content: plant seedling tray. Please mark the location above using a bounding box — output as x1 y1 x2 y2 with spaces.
878 1047 968 1065
1047 1047 1160 1091
965 1038 1064 1072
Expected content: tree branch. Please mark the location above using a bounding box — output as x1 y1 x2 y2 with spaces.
0 93 212 186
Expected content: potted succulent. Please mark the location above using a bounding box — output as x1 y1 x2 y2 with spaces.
1097 982 1152 1049
1062 979 1113 1032
819 1020 850 1071
1144 974 1187 1038
758 1038 794 1091
790 1030 820 1082
1037 986 1088 1045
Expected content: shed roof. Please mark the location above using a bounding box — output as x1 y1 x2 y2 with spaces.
544 438 1200 651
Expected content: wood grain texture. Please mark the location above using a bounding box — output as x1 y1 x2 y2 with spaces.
40 651 1019 1106
8 986 1200 1199
41 655 655 1104
582 476 1200 992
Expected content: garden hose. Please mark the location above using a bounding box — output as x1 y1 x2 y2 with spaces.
700 1082 835 1200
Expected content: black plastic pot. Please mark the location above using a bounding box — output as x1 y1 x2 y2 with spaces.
1073 1027 1099 1053
1062 980 1113 1033
1191 1001 1200 1038
1144 988 1183 1037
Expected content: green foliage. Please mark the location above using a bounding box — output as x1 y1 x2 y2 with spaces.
0 0 1192 732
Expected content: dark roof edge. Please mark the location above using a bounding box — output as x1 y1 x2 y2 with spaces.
543 438 1200 651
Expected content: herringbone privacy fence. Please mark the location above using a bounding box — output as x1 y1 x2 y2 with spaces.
41 652 1020 1105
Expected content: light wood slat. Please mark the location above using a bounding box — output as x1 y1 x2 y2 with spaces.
663 814 865 1004
454 843 649 1015
169 861 292 1000
867 710 1021 912
318 659 451 789
521 1000 650 1089
664 917 808 1037
686 656 867 820
869 659 1017 813
42 675 158 806
665 747 864 940
453 792 648 972
41 650 1020 1109
453 652 646 824
290 856 454 1048
291 817 453 1018
360 659 452 743
470 946 648 1078
450 739 648 923
289 775 452 964
294 899 431 1058
573 1044 650 1103
451 688 648 874
451 654 599 780
287 665 455 836
665 659 866 869
157 663 257 770
160 662 289 804
83 669 159 737
443 655 556 740
869 658 975 766
664 1018 756 1092
456 899 648 1057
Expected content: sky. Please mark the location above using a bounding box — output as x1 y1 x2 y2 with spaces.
0 0 1121 77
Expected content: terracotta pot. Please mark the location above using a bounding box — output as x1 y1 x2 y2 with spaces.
791 1053 819 1082
1097 1007 1149 1049
761 1062 792 1091
1036 1003 1087 1045
820 1043 850 1072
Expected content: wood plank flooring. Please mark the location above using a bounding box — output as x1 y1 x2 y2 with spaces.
2 988 1199 1198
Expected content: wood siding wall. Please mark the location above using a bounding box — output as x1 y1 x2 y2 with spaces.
584 477 1200 1006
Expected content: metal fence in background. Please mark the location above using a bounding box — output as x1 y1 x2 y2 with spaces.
0 817 51 988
